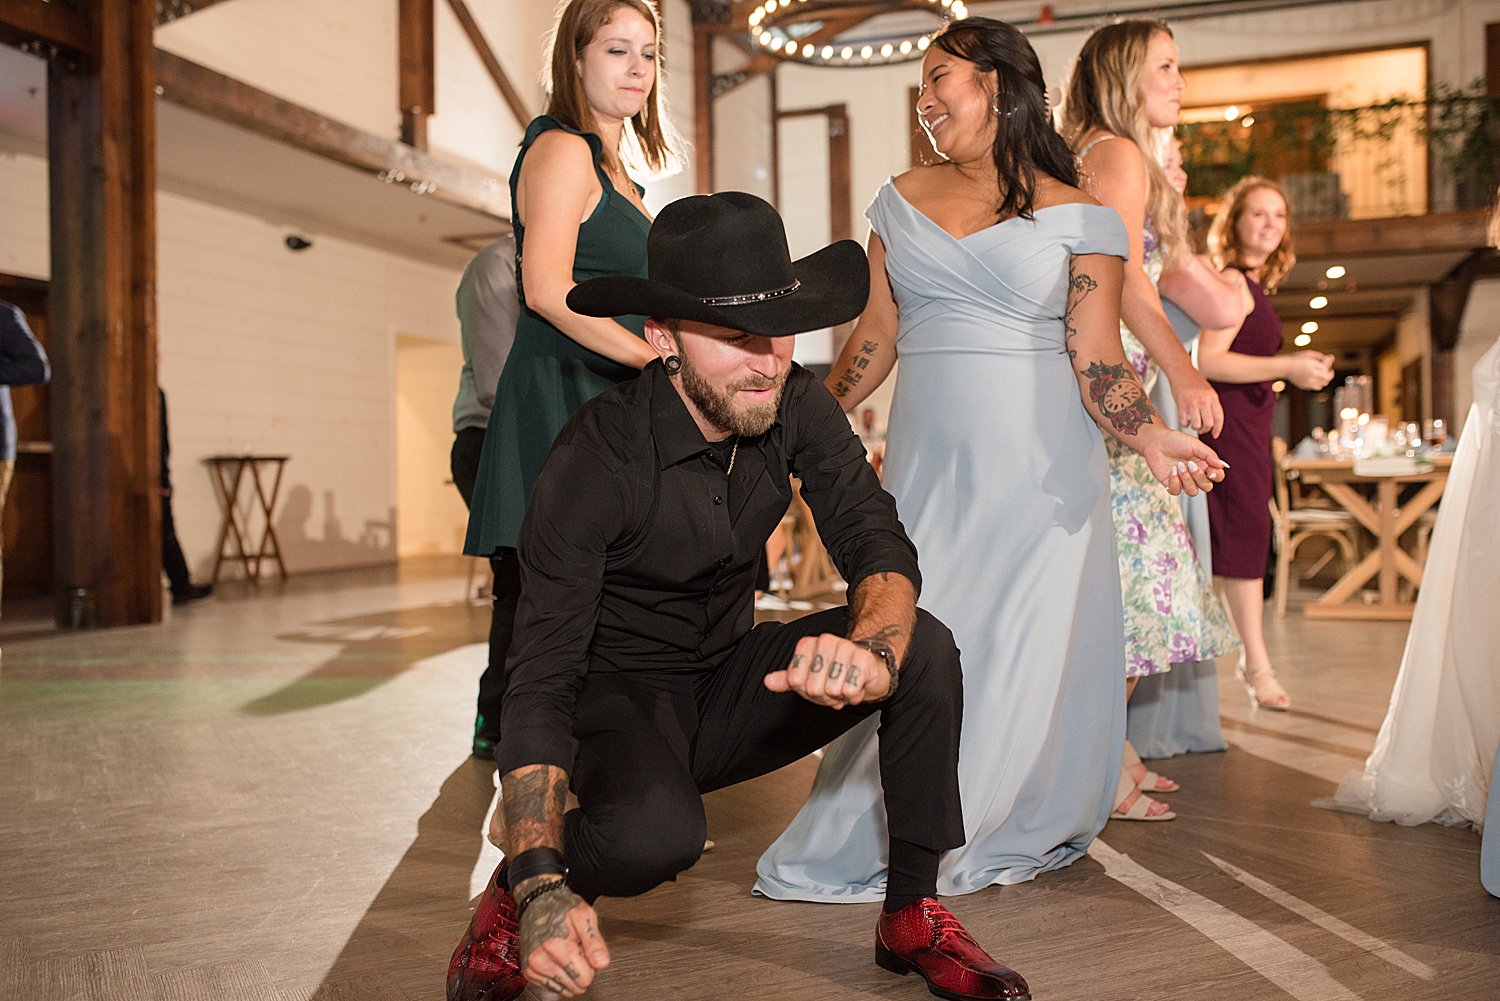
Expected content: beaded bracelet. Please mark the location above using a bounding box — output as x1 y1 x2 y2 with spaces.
516 878 571 920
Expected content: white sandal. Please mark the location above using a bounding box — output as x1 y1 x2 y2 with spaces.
1122 739 1178 793
1111 768 1175 822
1236 658 1291 711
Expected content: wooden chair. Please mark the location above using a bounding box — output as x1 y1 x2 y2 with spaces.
1270 437 1358 615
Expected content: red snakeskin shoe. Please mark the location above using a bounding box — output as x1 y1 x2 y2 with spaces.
875 897 1031 1000
447 862 528 1001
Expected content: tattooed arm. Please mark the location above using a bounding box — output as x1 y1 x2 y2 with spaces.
499 764 610 997
764 571 914 709
825 232 899 410
1066 252 1226 498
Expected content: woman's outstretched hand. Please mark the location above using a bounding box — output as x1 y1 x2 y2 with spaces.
1142 430 1227 496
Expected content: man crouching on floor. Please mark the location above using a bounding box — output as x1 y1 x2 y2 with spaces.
446 192 1031 1001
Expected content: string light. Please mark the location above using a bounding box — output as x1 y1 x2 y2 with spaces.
1301 321 1318 333
748 0 958 66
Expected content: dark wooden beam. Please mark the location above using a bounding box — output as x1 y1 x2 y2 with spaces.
155 49 509 219
691 17 716 194
48 0 161 627
776 104 851 241
1294 210 1492 259
445 0 532 130
0 0 93 54
398 0 435 149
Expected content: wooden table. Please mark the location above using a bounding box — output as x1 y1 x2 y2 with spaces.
1286 454 1452 620
204 455 290 583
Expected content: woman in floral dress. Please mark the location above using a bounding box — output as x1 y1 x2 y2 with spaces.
1064 21 1238 821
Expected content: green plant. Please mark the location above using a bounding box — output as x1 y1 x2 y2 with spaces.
1177 80 1500 210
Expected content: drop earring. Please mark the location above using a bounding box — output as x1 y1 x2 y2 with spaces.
991 93 1013 117
664 355 682 375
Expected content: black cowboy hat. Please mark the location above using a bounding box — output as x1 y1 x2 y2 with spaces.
566 191 869 337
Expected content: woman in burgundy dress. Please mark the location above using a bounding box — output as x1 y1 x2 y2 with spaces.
1200 177 1334 710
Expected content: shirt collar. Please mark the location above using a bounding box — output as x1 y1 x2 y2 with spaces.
649 361 717 469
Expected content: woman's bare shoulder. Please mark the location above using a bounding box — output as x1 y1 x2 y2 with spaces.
892 164 952 198
1079 133 1144 173
523 129 598 174
1035 178 1101 210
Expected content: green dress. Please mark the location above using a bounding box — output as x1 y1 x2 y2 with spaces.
464 116 651 555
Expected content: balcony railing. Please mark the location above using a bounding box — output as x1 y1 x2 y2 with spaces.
1179 83 1500 221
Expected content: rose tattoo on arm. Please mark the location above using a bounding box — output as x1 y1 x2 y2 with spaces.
1084 361 1156 436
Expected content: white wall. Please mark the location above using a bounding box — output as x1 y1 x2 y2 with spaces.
155 0 400 139
0 150 463 579
397 336 470 556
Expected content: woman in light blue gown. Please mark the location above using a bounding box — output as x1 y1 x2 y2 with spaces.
757 18 1229 900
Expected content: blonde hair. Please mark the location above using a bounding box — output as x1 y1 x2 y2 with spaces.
1208 176 1295 293
541 0 683 177
1062 20 1189 269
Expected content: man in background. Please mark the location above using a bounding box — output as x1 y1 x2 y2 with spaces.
160 388 213 606
0 300 49 618
449 236 518 758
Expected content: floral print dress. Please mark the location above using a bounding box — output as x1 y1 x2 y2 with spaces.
1106 223 1237 677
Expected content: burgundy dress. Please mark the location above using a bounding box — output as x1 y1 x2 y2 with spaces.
1207 273 1282 579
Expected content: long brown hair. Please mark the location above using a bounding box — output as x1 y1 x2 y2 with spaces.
1209 176 1295 292
541 0 683 177
1061 20 1188 269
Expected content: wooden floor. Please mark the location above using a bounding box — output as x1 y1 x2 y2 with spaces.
1 557 1495 1000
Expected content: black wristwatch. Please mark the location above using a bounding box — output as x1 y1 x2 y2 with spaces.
851 637 899 700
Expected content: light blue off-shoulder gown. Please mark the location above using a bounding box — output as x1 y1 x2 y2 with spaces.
756 181 1130 900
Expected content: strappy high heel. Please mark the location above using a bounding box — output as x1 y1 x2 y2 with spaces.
1236 657 1291 711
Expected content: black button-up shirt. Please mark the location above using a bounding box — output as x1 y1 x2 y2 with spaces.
494 360 922 775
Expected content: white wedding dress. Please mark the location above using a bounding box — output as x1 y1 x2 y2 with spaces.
1329 337 1500 829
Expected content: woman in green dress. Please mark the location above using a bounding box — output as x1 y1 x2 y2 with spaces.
465 0 682 755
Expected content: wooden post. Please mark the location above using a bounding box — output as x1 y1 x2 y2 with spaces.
399 0 435 149
692 20 714 194
47 0 161 628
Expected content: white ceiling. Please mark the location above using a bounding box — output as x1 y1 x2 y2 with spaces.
0 43 500 272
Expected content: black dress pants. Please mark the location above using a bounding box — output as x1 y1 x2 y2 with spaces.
476 547 521 736
561 606 965 902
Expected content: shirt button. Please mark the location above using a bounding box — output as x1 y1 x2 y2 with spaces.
717 557 728 567
714 495 723 505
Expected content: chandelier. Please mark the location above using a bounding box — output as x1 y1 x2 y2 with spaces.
748 0 969 67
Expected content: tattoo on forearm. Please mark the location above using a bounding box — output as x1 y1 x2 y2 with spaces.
1064 262 1098 363
860 623 903 646
859 339 878 355
810 654 824 674
1083 360 1156 436
502 765 568 853
827 660 844 681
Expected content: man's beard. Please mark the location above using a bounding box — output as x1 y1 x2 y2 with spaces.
678 349 787 438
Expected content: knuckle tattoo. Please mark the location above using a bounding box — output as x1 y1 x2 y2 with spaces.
810 654 824 674
827 660 843 681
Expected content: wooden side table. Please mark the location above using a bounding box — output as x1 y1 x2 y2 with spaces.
204 455 290 583
1286 455 1451 620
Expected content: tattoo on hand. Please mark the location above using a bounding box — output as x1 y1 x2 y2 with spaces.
828 660 844 681
1084 361 1156 436
846 664 861 686
790 653 803 673
810 654 824 674
518 880 586 981
1064 263 1098 362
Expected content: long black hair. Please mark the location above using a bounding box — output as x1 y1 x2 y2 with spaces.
930 17 1077 220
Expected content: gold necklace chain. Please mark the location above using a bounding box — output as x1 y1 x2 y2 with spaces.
726 436 740 475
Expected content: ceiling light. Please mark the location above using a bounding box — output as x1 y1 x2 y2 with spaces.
900 40 912 54
881 43 894 57
861 45 873 58
1325 265 1346 279
1310 295 1328 309
1224 105 1240 120
821 45 833 58
841 46 853 58
1294 334 1312 346
918 35 930 49
1301 321 1318 334
1241 116 1254 127
802 43 814 57
1272 380 1287 393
